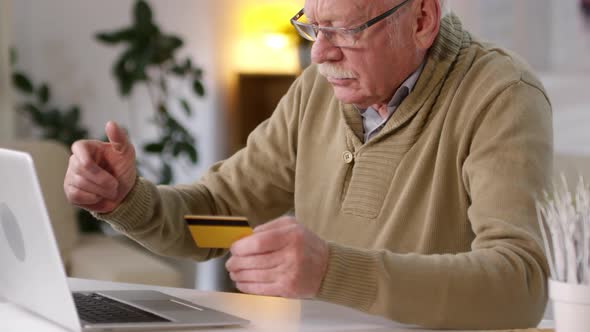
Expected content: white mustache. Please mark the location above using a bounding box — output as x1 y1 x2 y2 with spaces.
318 63 356 79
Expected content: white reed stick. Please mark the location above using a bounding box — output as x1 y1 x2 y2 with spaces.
536 174 590 285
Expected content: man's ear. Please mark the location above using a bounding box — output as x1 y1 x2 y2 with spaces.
412 0 441 51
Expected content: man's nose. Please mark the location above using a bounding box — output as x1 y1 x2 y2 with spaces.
310 33 343 64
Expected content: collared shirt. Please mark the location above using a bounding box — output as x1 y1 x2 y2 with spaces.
359 63 424 142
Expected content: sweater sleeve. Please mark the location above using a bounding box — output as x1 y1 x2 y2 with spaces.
93 74 303 260
317 79 553 330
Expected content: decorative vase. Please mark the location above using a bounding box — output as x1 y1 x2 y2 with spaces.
549 279 590 332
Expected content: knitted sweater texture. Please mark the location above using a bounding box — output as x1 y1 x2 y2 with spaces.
98 14 553 329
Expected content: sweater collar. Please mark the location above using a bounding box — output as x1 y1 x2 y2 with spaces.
341 13 468 146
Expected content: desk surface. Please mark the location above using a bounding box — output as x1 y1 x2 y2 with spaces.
0 278 554 332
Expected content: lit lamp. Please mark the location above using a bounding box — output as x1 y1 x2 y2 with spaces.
263 33 291 50
234 3 302 74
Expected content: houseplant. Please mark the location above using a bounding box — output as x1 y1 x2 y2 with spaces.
11 49 103 233
95 0 205 184
11 49 89 148
537 176 590 332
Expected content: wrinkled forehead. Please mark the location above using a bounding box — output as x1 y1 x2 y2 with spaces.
303 0 382 25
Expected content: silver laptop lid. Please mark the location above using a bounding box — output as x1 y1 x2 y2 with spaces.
0 148 81 331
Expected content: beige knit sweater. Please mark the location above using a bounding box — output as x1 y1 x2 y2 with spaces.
97 14 553 330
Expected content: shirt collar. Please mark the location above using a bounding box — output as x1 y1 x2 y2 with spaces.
360 61 425 115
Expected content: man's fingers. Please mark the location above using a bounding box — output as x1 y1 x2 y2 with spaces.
71 140 102 169
64 183 102 206
234 282 281 297
105 121 129 153
65 156 117 203
66 155 119 193
230 270 277 283
64 181 119 214
69 172 117 201
253 216 297 233
230 225 294 256
226 251 283 272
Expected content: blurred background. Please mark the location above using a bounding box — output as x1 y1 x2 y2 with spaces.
0 0 589 291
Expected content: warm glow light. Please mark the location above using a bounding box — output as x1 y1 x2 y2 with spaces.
233 37 299 74
263 33 290 49
239 3 300 37
234 2 302 74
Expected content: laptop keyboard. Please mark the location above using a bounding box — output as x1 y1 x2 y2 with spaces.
73 292 171 324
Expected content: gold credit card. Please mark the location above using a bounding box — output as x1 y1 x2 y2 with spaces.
184 215 253 248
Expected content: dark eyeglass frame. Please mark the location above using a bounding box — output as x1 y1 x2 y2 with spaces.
290 0 413 43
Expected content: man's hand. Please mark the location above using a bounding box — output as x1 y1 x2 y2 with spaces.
64 121 137 214
226 217 330 299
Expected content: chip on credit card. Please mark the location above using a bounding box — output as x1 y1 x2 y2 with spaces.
184 215 253 248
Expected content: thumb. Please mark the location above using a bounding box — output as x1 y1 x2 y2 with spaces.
105 121 129 153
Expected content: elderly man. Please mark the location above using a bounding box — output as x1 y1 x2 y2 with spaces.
64 0 552 329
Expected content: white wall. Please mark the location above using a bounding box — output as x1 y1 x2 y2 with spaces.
0 0 15 140
549 0 589 72
451 0 552 71
11 0 224 184
451 0 590 73
450 0 590 159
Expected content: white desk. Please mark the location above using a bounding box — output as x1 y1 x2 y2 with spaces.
0 278 554 332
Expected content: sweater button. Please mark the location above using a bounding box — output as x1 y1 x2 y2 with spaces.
342 151 354 163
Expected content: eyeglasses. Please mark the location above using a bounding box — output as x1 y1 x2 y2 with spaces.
290 0 412 48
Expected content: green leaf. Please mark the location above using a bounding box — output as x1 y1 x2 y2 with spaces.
12 72 34 94
95 28 135 44
184 143 198 164
184 58 192 70
19 103 43 123
192 79 205 97
158 103 167 114
172 141 198 163
64 106 81 127
113 47 149 93
113 51 137 96
152 35 183 64
180 99 191 116
45 109 61 127
160 36 183 51
135 21 158 41
119 75 134 96
171 58 194 76
134 0 153 27
159 162 173 185
128 46 151 80
192 68 203 79
171 65 185 76
164 113 181 131
172 142 183 157
37 84 50 104
144 142 164 153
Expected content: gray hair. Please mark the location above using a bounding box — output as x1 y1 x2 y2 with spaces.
388 0 451 20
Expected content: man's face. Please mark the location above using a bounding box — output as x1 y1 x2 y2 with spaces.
306 0 419 108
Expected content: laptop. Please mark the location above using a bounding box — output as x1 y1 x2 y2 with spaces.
0 148 249 331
